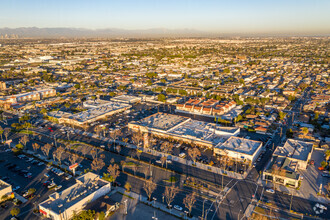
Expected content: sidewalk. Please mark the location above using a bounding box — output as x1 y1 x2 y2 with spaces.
257 178 330 204
115 187 198 219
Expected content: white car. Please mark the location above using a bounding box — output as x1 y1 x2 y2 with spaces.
174 205 183 211
55 185 62 191
48 183 56 189
166 160 172 164
155 160 161 164
266 188 275 194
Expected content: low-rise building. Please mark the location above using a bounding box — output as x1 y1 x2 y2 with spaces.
39 172 111 220
263 139 313 188
0 179 12 200
214 136 263 163
128 113 240 149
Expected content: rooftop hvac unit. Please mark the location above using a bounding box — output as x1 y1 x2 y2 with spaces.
58 204 63 208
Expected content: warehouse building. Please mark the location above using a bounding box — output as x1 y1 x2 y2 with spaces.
39 172 111 220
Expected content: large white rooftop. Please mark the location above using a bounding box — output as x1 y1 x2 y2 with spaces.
215 136 262 155
39 173 109 215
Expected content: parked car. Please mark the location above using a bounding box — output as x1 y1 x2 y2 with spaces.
44 173 50 178
266 188 275 194
48 183 56 189
55 185 62 191
174 205 183 211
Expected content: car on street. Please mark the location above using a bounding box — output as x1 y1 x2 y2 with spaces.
174 205 183 211
266 188 275 194
322 173 330 178
44 173 50 178
55 185 62 191
155 160 161 164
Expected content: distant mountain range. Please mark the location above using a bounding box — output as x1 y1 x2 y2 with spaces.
0 27 211 38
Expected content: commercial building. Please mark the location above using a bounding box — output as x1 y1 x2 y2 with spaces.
128 113 240 148
110 95 142 104
0 88 56 109
48 100 130 127
214 136 263 163
39 172 111 220
0 179 12 200
263 139 313 188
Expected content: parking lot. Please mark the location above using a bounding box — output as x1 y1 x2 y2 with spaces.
0 145 76 220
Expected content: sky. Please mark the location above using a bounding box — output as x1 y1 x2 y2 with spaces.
1 0 330 34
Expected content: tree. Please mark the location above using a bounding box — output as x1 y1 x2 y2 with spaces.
183 192 196 217
163 186 178 208
301 127 309 139
160 156 167 168
278 111 286 120
32 143 40 152
124 182 131 192
69 153 79 165
42 143 52 158
188 147 201 164
10 207 20 217
90 149 99 160
107 164 120 183
160 142 174 154
15 143 24 151
109 130 122 149
321 161 327 168
53 146 65 164
325 150 330 161
91 158 105 172
1 194 8 201
19 135 29 148
158 94 166 102
4 127 11 141
132 131 143 147
28 188 36 195
143 179 156 201
116 145 121 155
0 126 3 143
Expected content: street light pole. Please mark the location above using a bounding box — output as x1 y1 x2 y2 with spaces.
237 209 241 220
202 199 207 219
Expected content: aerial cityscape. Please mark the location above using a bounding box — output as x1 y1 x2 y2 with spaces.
0 1 329 220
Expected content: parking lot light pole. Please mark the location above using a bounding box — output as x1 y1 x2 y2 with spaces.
202 199 207 219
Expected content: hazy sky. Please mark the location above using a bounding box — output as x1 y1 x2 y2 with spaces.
1 0 330 34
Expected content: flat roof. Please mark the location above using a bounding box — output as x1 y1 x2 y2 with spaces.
274 139 313 161
134 113 189 131
111 95 141 102
0 179 10 191
215 136 262 155
39 173 109 215
70 101 130 122
131 113 240 145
